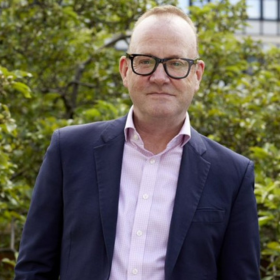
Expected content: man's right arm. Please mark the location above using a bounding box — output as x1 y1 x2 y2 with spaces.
14 131 63 280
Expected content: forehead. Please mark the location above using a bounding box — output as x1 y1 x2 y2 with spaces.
130 15 197 57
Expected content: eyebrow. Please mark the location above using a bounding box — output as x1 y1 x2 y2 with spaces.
135 53 186 59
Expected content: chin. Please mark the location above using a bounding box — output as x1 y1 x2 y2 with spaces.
149 108 176 118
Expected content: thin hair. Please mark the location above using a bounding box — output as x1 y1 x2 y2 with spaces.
130 5 198 53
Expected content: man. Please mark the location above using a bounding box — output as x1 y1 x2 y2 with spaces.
15 5 260 280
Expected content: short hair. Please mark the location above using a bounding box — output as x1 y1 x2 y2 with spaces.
135 5 197 34
130 5 198 52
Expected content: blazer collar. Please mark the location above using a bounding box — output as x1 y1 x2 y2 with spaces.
165 128 211 278
189 127 207 156
100 116 127 143
93 116 127 265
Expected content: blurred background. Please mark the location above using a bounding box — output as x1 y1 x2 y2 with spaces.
0 0 279 279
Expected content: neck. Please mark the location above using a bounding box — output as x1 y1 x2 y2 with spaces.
133 116 185 155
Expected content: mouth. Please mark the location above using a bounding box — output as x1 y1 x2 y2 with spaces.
148 92 174 97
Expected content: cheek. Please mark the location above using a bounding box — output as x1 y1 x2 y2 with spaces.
174 79 193 94
127 74 146 92
183 73 198 92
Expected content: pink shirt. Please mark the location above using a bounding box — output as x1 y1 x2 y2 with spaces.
109 107 191 280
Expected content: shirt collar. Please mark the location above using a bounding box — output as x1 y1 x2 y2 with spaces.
124 106 191 147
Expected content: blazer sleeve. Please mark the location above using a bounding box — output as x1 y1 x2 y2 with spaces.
14 130 62 280
218 160 260 279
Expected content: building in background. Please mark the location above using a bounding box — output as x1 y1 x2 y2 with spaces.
178 0 280 48
114 0 280 50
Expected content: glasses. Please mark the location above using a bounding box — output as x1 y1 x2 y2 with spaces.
126 53 200 79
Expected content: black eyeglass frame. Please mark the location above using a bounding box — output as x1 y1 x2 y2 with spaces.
126 53 200 79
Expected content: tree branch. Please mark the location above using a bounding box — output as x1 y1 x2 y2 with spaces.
69 32 130 113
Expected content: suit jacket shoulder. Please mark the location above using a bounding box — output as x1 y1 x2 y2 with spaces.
55 116 127 148
189 127 252 173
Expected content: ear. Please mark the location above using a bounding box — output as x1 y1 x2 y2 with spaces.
196 60 205 82
119 56 129 88
194 60 205 91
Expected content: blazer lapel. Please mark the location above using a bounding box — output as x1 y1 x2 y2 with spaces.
93 117 126 265
165 128 211 279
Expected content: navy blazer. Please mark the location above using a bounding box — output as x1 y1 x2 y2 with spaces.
15 116 260 280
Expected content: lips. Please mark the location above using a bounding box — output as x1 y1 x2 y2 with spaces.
148 92 174 96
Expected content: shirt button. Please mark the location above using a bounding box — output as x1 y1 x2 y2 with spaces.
142 194 149 200
133 134 139 140
150 158 155 164
132 268 138 275
136 230 143 236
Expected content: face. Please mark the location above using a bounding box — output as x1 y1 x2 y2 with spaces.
119 15 205 125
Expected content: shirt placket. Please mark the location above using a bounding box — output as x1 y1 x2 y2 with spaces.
127 156 160 280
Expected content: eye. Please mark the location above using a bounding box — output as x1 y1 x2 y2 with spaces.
138 58 154 66
168 59 185 68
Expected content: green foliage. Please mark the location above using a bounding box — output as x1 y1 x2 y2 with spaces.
0 0 279 279
0 65 32 279
253 144 280 278
0 65 31 191
189 0 280 278
0 0 177 278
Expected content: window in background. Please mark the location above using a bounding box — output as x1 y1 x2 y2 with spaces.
179 0 280 37
247 0 261 19
263 0 278 20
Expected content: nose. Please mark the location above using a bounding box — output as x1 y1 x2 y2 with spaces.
149 63 170 84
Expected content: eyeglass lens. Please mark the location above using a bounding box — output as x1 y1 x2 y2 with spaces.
132 56 190 78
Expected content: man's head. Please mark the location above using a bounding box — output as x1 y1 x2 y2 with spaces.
120 5 205 125
129 5 198 56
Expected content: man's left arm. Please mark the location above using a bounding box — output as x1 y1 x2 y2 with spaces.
218 160 260 279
